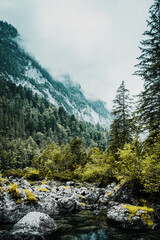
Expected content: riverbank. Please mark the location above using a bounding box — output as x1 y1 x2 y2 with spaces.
0 177 160 239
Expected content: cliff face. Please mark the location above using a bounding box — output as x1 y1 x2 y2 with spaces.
0 21 111 128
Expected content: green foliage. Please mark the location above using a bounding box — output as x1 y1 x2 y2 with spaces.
134 0 160 133
108 133 160 193
82 163 108 183
108 81 133 158
3 169 24 178
141 133 160 192
9 183 22 203
24 168 40 181
117 138 143 182
33 139 110 183
68 137 87 170
0 78 108 171
49 170 73 182
88 147 103 165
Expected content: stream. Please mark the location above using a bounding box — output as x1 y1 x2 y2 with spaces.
0 210 159 240
48 211 159 240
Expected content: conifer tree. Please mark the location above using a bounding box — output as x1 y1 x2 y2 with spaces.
108 81 133 156
69 137 87 170
134 0 160 134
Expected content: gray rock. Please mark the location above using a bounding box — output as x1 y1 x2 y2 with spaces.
58 196 76 213
1 230 45 240
66 181 75 187
37 195 59 215
19 179 31 189
107 202 155 230
13 212 57 235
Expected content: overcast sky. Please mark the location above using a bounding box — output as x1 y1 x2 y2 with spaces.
0 0 153 109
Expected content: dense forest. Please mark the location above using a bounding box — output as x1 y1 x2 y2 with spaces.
0 0 160 196
0 78 109 170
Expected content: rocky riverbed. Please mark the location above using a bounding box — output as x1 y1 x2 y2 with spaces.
0 177 160 239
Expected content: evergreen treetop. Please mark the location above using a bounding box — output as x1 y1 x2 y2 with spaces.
134 0 160 133
108 81 133 156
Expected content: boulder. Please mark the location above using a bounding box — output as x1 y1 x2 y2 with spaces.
1 212 57 240
57 196 76 213
107 201 155 230
13 212 57 235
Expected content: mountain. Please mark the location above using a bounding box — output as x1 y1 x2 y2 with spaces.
0 21 111 128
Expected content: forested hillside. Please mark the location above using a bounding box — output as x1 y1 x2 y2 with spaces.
0 78 109 170
0 20 111 128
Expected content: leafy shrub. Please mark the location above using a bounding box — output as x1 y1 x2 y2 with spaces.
24 168 40 181
141 134 160 192
117 139 143 183
82 163 107 183
3 169 24 178
52 170 73 182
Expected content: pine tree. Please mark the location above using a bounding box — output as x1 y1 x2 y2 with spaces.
134 0 160 134
108 81 133 156
69 137 87 170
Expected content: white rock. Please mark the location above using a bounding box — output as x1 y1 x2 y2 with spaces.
13 212 57 236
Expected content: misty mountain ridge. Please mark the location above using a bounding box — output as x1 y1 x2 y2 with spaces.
0 21 111 128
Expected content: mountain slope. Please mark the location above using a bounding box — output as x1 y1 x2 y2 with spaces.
0 78 109 170
0 21 111 128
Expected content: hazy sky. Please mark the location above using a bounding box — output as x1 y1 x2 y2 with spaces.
0 0 153 109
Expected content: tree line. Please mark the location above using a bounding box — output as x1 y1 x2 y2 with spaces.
106 0 160 193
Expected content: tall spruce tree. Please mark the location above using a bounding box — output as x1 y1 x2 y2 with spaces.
108 81 133 156
134 0 160 134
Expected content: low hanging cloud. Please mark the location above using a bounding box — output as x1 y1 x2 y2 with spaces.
0 0 152 108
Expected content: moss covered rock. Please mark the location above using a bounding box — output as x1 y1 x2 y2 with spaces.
107 201 155 230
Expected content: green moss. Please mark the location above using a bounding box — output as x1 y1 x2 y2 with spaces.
80 202 86 207
0 187 7 192
121 204 154 228
114 185 119 190
107 191 112 196
25 189 38 205
140 212 154 228
9 183 22 202
78 195 84 199
16 199 22 204
42 181 47 185
28 181 36 186
36 187 49 192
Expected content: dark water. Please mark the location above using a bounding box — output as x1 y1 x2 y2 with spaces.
47 211 160 240
0 211 160 240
